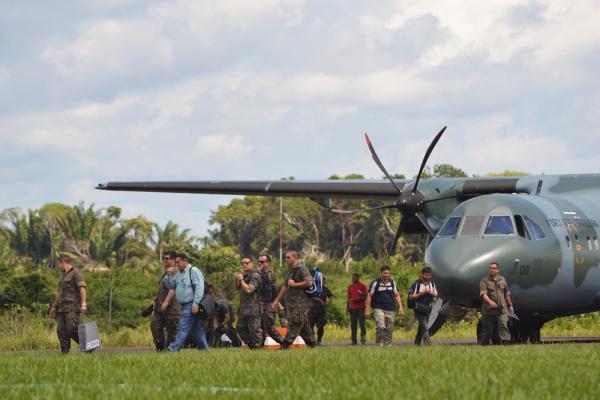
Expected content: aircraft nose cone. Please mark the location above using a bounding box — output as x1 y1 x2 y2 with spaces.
426 238 494 307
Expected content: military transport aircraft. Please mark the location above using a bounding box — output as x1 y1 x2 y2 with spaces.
96 127 600 343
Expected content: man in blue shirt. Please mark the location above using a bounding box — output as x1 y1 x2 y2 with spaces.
165 252 209 351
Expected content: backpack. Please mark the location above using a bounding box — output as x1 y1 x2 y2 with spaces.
407 280 436 310
304 266 323 297
258 270 278 303
291 265 322 297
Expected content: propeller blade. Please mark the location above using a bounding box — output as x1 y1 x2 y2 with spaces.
387 221 404 261
364 133 403 195
415 212 436 237
412 126 447 193
332 204 396 215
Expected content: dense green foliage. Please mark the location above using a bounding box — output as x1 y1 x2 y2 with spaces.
1 345 599 399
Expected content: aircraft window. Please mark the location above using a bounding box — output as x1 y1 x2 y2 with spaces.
595 237 599 250
523 216 546 240
438 216 462 237
588 236 592 250
514 215 531 239
566 236 571 249
460 216 485 235
484 216 514 235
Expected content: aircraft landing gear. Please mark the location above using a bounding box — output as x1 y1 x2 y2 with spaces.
508 316 543 344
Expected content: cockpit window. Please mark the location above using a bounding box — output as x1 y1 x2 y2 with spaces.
523 215 546 240
460 215 485 235
484 216 514 235
438 216 462 237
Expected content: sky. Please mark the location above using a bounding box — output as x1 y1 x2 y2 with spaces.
1 0 600 238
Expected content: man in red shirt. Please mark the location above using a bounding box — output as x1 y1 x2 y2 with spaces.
347 273 368 345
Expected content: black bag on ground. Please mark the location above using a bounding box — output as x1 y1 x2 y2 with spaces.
198 293 215 319
141 303 154 317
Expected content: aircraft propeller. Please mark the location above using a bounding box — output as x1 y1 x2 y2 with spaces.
332 126 447 257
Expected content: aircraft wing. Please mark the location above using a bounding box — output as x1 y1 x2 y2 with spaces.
95 179 410 200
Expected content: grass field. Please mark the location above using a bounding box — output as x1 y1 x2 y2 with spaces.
1 344 599 399
2 310 599 351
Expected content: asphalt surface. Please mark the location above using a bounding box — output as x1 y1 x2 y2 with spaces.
93 336 600 352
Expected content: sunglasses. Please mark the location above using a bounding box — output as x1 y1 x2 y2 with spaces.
242 261 251 265
258 260 268 264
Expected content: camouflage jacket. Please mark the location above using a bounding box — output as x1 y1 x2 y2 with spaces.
284 265 313 309
238 271 261 317
153 274 181 316
57 267 86 313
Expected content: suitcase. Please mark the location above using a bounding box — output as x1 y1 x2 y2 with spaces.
78 321 101 352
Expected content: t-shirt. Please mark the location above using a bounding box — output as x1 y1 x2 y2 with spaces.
347 282 368 309
284 264 313 308
215 299 234 324
409 279 437 308
369 279 397 312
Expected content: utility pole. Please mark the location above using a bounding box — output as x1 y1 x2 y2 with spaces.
279 196 283 273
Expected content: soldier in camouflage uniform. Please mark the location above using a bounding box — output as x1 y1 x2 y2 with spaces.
150 250 181 351
49 255 87 353
235 257 263 349
479 262 515 345
257 254 284 345
271 250 316 348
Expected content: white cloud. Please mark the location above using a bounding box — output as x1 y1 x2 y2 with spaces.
196 134 253 159
0 66 9 82
3 0 600 237
43 19 173 81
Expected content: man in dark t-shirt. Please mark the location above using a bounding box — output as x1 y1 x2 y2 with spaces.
408 266 438 345
365 265 403 346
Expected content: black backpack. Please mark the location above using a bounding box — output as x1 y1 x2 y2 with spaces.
407 280 435 310
258 270 278 303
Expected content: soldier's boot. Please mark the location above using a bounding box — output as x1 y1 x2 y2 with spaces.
306 340 317 348
272 335 284 345
154 342 165 352
280 340 291 350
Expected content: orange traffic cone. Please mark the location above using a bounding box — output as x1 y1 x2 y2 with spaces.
290 335 306 349
263 336 281 350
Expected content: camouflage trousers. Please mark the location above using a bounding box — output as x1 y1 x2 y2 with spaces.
373 309 394 345
237 313 263 349
480 312 510 345
56 311 80 353
261 302 284 343
150 310 180 350
284 306 315 347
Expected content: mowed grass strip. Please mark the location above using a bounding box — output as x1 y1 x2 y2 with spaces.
1 344 599 399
